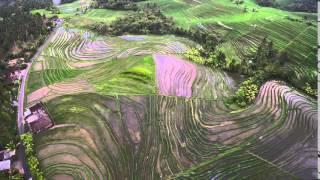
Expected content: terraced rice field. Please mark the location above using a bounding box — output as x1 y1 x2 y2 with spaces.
26 0 317 179
33 81 316 179
154 54 234 98
26 28 200 99
27 27 317 179
33 0 317 88
146 0 317 88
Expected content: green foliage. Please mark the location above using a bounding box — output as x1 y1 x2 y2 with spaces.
256 0 316 13
209 51 227 68
92 56 156 95
185 48 229 67
0 1 50 150
303 83 317 97
0 76 18 150
233 0 244 5
229 71 266 108
21 133 44 180
9 171 23 180
235 79 259 106
5 141 16 151
3 169 24 180
0 3 49 59
95 0 145 10
21 133 33 155
92 4 174 35
185 48 206 64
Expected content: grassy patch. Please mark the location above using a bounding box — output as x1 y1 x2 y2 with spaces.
90 56 156 95
27 71 45 94
43 69 85 85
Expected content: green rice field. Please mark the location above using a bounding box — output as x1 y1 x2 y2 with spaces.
26 0 317 179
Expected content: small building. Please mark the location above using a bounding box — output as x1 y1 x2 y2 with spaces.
24 109 32 117
0 150 15 172
0 150 16 161
0 160 11 171
24 102 54 134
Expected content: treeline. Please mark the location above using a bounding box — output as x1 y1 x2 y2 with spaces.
91 3 220 52
0 0 51 150
91 4 174 35
0 0 52 59
256 0 316 13
61 0 77 4
94 0 146 10
0 12 47 60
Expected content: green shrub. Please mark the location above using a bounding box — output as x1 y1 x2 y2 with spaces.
233 79 259 107
20 133 44 180
304 83 317 97
209 51 227 68
185 48 206 64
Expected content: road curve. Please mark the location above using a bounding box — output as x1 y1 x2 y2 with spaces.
17 25 60 134
16 23 61 179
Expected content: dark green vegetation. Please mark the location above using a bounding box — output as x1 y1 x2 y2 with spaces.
0 1 50 59
94 0 146 10
256 0 316 12
0 69 18 148
0 0 52 149
61 0 78 4
91 4 174 35
21 133 45 180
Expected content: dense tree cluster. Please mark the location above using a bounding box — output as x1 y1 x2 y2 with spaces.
91 3 221 54
0 0 51 59
0 0 51 150
94 0 146 10
256 0 316 13
92 4 174 35
111 4 174 34
174 28 219 53
0 62 18 149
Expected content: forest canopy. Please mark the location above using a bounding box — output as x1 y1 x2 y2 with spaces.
0 0 51 149
256 0 316 12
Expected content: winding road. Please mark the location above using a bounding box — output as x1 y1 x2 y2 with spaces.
16 22 61 179
17 23 61 134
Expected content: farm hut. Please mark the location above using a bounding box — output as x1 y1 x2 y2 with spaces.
0 160 11 171
25 103 54 134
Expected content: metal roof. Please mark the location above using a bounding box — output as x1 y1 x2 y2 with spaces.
0 160 11 171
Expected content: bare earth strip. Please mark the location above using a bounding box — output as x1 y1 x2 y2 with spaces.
27 79 95 105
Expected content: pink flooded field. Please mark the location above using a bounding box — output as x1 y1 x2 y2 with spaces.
153 54 197 97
